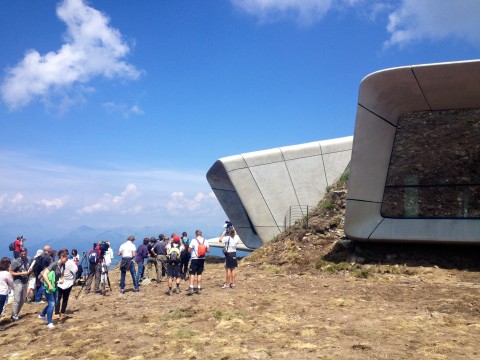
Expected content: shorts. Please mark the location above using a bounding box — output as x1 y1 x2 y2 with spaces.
28 277 36 290
225 252 238 269
166 262 181 278
189 259 205 275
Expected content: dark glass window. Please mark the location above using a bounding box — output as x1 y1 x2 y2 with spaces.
381 109 480 218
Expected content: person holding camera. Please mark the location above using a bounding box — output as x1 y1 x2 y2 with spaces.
219 229 239 289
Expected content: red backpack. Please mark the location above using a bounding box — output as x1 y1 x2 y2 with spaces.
196 238 206 258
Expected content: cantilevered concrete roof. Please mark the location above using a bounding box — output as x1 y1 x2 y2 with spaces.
345 60 480 243
207 137 352 248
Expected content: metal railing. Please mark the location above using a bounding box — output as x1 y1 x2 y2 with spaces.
283 205 311 230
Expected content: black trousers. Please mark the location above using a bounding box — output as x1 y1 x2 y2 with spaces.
55 286 72 315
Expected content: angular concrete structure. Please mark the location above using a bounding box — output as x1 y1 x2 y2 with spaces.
345 60 480 243
207 137 353 249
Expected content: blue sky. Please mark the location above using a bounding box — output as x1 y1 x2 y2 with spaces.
0 0 479 233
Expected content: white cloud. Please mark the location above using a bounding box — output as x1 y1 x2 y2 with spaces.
230 0 365 25
103 102 144 118
11 193 24 204
80 183 140 214
0 151 225 228
384 0 480 47
1 0 140 110
231 0 480 48
40 197 68 210
166 191 218 212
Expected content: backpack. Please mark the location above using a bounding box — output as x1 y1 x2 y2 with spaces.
32 254 45 275
167 245 181 263
196 238 206 258
9 242 15 251
88 249 99 264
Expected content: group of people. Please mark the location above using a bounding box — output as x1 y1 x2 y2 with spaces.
117 229 215 296
0 225 241 331
1 245 80 330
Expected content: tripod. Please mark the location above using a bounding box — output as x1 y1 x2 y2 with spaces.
100 258 112 295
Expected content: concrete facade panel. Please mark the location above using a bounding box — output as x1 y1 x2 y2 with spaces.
370 218 480 243
228 168 278 229
347 106 396 202
243 148 284 167
358 67 429 123
413 60 480 110
280 141 322 161
286 155 327 206
323 151 352 186
219 155 248 172
249 162 299 226
320 136 354 154
344 200 383 240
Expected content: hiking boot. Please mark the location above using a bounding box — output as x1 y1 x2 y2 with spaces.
134 288 140 292
187 288 194 296
120 289 125 295
175 287 181 294
168 289 173 296
196 288 202 295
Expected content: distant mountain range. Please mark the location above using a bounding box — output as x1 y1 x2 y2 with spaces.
0 223 223 259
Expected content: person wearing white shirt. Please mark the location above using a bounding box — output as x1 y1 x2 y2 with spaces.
117 236 138 294
219 229 240 289
55 257 78 318
187 230 210 295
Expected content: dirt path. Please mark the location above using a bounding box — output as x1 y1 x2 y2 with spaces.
1 259 480 360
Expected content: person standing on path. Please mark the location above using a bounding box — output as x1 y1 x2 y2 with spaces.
10 248 30 322
180 232 191 280
118 236 138 294
187 230 210 295
55 255 78 319
39 249 69 329
135 238 149 285
152 235 168 283
0 257 14 331
219 229 240 289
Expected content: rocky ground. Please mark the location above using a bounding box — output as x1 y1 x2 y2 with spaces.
1 178 480 359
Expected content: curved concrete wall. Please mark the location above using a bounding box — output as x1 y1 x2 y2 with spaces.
207 137 353 248
345 60 480 243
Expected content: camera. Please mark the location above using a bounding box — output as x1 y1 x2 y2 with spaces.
99 241 110 252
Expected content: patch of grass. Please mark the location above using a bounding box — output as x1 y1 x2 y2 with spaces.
214 310 224 321
259 263 279 273
352 268 372 278
320 198 335 212
86 349 121 360
214 310 246 321
175 328 198 338
317 259 351 273
163 308 193 321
